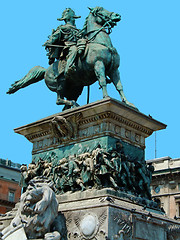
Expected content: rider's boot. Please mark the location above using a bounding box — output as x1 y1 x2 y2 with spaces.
64 46 77 75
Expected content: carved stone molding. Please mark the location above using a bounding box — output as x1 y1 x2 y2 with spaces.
50 116 74 140
14 98 166 153
24 113 82 145
26 130 51 141
167 223 180 240
64 209 108 239
79 111 153 136
111 211 132 240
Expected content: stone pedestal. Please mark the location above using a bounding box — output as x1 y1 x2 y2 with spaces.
10 98 180 240
14 97 166 162
56 189 180 240
1 190 180 240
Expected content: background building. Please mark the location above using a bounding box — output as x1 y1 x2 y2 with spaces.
147 156 180 220
0 158 21 214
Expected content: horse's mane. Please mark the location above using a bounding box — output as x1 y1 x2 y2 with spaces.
80 7 104 37
80 15 89 37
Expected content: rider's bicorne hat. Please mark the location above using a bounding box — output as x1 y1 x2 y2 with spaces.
57 8 81 21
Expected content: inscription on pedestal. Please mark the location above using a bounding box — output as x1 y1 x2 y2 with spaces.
134 219 166 240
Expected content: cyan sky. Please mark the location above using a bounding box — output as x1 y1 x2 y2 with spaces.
1 0 180 165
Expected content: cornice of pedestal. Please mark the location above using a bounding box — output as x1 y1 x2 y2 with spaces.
14 97 166 152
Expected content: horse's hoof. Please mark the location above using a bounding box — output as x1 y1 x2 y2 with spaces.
71 100 79 107
124 101 138 111
62 105 71 111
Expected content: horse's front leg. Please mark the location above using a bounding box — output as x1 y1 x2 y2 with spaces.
109 70 137 109
109 69 126 101
94 60 108 98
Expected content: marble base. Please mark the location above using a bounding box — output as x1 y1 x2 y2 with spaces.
1 189 180 239
56 189 180 240
14 97 166 162
8 98 175 239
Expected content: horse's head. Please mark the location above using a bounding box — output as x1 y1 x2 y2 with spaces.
88 6 121 28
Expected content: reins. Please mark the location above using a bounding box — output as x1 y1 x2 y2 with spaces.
84 10 115 42
87 20 113 42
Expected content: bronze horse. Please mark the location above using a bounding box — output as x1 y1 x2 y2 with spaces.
7 7 135 110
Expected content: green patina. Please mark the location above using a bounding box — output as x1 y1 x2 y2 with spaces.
32 136 144 165
7 7 135 110
22 135 153 200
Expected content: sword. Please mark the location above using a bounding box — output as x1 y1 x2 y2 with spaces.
43 43 75 48
43 44 65 48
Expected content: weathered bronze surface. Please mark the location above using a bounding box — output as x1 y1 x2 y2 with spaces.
20 142 153 201
7 7 135 110
15 97 166 202
3 7 180 240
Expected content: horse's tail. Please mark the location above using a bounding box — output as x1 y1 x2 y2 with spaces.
7 66 46 94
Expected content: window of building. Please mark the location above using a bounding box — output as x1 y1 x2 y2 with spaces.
8 191 15 202
174 202 180 220
175 196 180 219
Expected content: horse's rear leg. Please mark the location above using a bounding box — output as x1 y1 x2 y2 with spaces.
56 89 79 110
110 70 137 109
56 92 79 108
56 81 66 105
94 61 108 98
56 93 72 106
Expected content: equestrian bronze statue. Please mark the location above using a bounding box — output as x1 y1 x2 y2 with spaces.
7 7 135 110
